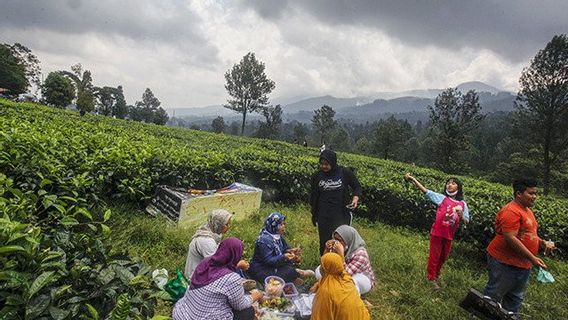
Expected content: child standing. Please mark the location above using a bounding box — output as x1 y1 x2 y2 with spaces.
404 173 470 289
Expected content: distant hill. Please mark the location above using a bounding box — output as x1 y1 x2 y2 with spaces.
167 81 515 123
334 91 516 123
281 81 508 115
456 81 502 95
167 105 230 117
283 95 372 113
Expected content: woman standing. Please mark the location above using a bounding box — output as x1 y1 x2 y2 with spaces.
311 149 362 255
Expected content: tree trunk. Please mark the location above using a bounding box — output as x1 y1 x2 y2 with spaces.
241 109 247 136
543 135 551 195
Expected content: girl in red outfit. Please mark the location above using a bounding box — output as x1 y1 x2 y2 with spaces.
404 173 470 289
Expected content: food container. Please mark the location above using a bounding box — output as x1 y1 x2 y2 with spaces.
264 276 285 297
282 282 298 298
242 279 257 292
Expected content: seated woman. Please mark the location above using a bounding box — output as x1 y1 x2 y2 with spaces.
311 252 370 320
315 225 376 294
184 209 249 279
248 212 313 284
173 237 263 320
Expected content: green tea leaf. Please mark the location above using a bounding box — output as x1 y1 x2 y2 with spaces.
0 245 25 254
104 209 112 222
49 306 70 320
60 216 79 226
101 224 111 238
85 303 99 320
28 271 57 300
25 293 50 318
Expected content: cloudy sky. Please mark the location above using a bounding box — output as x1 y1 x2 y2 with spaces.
2 0 567 108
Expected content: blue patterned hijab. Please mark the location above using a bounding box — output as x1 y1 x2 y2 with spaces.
262 212 286 235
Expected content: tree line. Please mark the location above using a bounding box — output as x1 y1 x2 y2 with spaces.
179 34 567 196
0 44 168 125
2 34 567 195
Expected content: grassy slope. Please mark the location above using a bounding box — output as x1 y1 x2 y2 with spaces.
2 100 565 318
109 203 568 320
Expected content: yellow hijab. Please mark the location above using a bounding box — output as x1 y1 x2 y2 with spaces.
311 253 370 320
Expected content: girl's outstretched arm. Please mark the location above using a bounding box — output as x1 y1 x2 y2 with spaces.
404 173 428 193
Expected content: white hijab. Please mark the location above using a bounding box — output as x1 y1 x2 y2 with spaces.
192 209 232 243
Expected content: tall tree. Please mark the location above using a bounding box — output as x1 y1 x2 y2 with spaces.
224 52 276 135
61 64 95 115
135 88 160 123
257 105 283 139
228 121 240 135
153 107 169 125
127 104 142 121
330 126 351 151
113 86 128 119
9 43 41 91
211 116 227 133
354 136 373 155
0 44 28 94
41 72 75 108
133 88 168 125
515 34 568 194
94 85 129 119
95 86 117 116
428 88 484 172
292 122 309 143
374 116 414 160
311 105 337 144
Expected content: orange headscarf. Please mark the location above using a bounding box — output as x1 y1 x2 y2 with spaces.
311 253 370 320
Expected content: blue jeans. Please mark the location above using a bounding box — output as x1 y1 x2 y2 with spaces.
483 255 532 314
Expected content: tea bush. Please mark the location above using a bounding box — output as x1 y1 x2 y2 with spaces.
1 100 566 255
0 103 164 318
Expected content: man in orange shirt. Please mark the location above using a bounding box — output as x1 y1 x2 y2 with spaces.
483 178 556 316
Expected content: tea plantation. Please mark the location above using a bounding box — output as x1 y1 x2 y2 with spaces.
1 99 567 319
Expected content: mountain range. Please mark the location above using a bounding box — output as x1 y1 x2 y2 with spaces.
168 81 516 124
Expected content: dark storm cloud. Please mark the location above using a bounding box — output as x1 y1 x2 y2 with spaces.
1 0 218 63
239 0 568 62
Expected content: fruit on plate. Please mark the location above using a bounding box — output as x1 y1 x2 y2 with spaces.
261 297 288 309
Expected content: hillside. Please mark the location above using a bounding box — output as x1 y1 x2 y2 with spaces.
167 81 513 124
1 99 567 319
336 91 515 122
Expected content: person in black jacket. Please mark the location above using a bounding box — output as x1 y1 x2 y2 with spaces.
310 149 362 255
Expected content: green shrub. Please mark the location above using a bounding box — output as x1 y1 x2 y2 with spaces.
1 99 566 257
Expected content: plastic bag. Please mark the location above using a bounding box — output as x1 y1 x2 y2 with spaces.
537 267 555 283
152 268 169 290
164 269 190 301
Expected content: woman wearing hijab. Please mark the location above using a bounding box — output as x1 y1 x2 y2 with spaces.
184 209 243 279
333 225 376 294
311 252 370 320
249 212 314 284
173 237 263 320
314 225 376 295
311 149 362 255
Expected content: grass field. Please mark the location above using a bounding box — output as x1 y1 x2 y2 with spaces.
2 100 566 319
109 202 568 320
